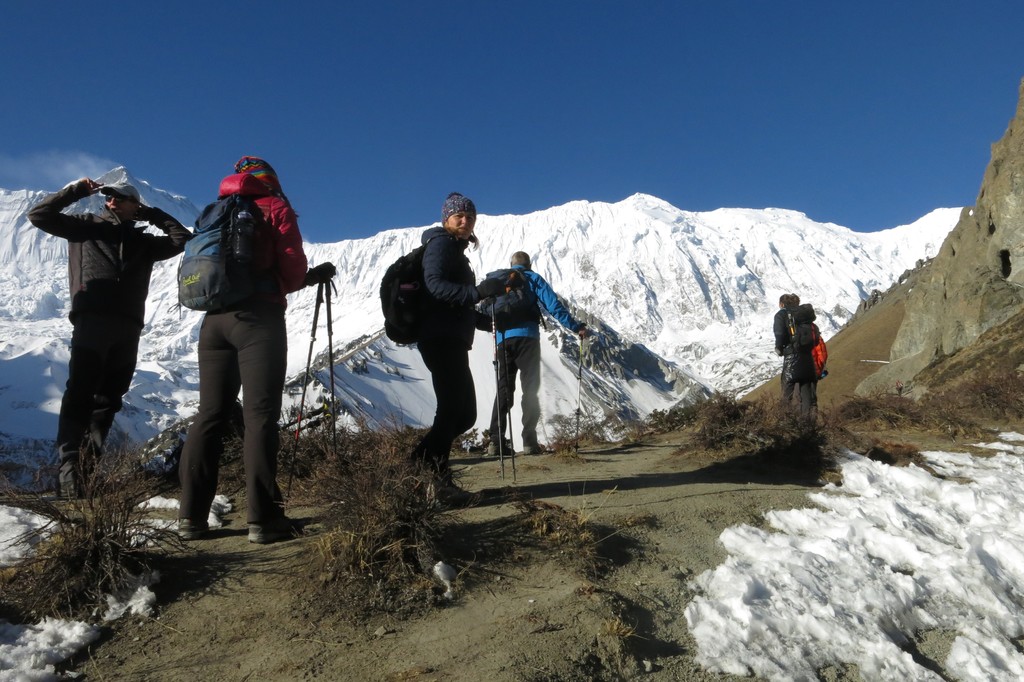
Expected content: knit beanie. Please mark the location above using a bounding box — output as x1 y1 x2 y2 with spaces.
441 192 476 223
234 156 283 194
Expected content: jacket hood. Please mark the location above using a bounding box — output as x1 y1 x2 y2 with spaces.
421 225 451 245
219 173 273 199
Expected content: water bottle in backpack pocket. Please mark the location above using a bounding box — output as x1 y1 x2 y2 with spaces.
231 209 255 264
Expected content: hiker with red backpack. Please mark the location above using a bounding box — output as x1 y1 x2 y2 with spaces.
773 293 802 404
777 297 826 419
177 156 334 544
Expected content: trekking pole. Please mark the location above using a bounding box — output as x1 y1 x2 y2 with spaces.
287 281 324 497
324 280 338 457
490 305 505 481
501 332 516 483
574 336 586 454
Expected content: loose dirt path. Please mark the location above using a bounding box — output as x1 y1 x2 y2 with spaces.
81 435 823 681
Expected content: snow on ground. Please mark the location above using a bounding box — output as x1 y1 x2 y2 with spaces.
3 435 1024 679
685 432 1024 680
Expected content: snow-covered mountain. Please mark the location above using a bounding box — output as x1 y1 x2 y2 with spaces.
0 168 957 485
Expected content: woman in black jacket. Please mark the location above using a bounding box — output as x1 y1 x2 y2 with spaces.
412 193 505 501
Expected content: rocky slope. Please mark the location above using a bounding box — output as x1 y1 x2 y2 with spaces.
860 78 1024 394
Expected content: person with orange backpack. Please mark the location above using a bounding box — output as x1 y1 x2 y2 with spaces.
773 293 802 403
784 301 825 419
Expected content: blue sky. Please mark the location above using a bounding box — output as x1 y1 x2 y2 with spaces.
1 2 1021 243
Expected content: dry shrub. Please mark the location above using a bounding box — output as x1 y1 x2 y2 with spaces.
927 371 1024 422
833 394 925 429
645 402 702 435
546 412 610 455
691 394 830 471
294 420 447 614
618 418 650 444
620 512 657 529
835 392 980 438
1 452 179 620
512 498 609 578
601 616 638 640
862 440 928 468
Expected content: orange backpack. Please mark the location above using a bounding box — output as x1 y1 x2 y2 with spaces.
810 323 828 379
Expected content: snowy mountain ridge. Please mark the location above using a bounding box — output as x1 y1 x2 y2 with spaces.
0 168 958 484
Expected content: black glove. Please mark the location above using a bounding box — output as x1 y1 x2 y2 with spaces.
304 262 337 286
475 277 506 300
134 205 161 222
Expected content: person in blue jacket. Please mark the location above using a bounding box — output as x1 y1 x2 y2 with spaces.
486 251 589 456
413 193 508 502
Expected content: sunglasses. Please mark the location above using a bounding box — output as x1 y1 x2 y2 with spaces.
106 194 137 203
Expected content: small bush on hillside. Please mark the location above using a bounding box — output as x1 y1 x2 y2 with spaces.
833 394 925 429
618 417 650 444
293 419 448 615
835 392 980 438
927 371 1024 422
862 440 928 468
513 498 607 579
691 394 830 472
646 402 702 435
1 452 179 620
546 412 611 455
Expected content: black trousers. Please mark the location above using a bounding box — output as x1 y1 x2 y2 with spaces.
413 338 476 483
179 301 288 525
56 313 141 484
780 353 796 403
797 381 818 418
489 336 541 449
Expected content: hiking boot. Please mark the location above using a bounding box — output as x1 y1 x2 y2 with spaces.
486 440 513 457
178 518 209 541
248 517 297 544
59 479 82 500
57 463 81 500
434 484 479 508
423 478 479 509
521 445 541 455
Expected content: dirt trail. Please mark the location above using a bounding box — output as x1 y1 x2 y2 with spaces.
81 436 822 681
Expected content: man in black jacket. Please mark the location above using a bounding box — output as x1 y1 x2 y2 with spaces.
773 293 801 403
28 177 191 497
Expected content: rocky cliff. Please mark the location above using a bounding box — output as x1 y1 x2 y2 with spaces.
859 78 1024 394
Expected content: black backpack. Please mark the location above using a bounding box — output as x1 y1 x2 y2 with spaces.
789 303 818 350
178 194 275 311
478 268 540 331
379 238 437 344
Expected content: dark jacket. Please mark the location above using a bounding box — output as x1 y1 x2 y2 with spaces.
419 226 479 349
773 306 798 355
28 180 191 328
789 304 818 383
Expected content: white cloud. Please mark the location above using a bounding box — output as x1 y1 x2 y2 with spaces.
0 151 121 191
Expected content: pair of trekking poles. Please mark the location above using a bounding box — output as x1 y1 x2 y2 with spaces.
286 279 338 495
289 280 592 490
490 310 592 483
